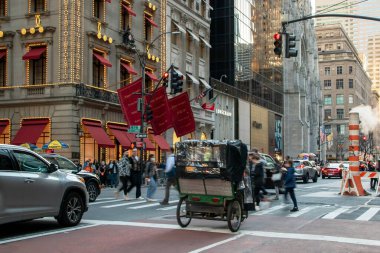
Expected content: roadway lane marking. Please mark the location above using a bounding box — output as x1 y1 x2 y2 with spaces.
89 199 123 206
0 223 99 245
287 206 319 218
82 219 380 247
188 234 246 253
322 207 351 219
101 200 146 208
96 197 114 201
156 205 178 211
128 200 178 209
356 207 380 221
252 204 285 215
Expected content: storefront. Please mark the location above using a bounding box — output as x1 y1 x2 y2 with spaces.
0 119 10 144
213 91 235 141
11 118 51 147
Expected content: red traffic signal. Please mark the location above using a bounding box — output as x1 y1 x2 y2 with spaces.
363 136 367 141
163 72 169 79
273 33 282 56
162 72 169 86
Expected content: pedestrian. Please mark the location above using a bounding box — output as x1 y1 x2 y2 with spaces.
99 161 107 187
126 149 144 199
283 159 298 212
368 161 376 190
160 148 176 205
108 160 119 188
145 154 158 201
250 153 264 210
115 151 131 200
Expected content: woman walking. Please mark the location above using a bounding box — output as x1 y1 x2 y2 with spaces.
115 151 131 200
145 154 158 202
250 153 264 211
283 159 298 212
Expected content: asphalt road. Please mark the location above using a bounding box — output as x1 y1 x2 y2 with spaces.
2 177 380 253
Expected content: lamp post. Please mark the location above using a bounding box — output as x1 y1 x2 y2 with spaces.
124 29 180 172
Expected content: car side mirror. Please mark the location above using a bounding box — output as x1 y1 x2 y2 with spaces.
48 163 58 173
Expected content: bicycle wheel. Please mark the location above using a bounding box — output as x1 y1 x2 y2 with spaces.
227 200 242 232
176 197 191 228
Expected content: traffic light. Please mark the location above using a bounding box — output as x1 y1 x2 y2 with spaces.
123 28 135 46
170 68 184 94
145 105 153 122
162 72 169 87
273 33 282 56
363 135 367 141
285 33 298 58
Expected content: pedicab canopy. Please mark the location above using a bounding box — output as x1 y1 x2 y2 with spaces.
175 140 248 183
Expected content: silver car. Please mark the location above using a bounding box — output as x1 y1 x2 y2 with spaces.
293 160 318 183
0 144 89 226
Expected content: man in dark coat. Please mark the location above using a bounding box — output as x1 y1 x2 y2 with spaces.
250 153 264 210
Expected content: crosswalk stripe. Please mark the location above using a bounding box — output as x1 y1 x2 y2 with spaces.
96 197 114 201
101 200 146 208
129 200 178 210
253 204 286 216
89 199 123 206
157 205 178 211
356 207 380 221
322 207 351 219
287 206 318 218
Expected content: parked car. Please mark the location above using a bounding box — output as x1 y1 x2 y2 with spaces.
41 153 101 202
0 144 88 226
293 160 318 183
309 161 321 176
257 153 284 190
321 162 348 179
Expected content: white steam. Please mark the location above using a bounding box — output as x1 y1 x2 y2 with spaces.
351 105 380 135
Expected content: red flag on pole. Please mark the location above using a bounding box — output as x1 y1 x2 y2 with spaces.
117 78 142 126
168 92 195 137
147 86 173 135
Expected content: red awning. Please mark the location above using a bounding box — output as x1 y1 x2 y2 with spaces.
0 51 6 60
144 138 155 151
145 17 158 28
121 62 137 75
122 4 137 16
82 120 115 148
11 118 49 145
108 123 132 148
153 135 170 151
126 133 137 143
22 47 46 61
0 119 9 135
105 0 111 3
145 71 159 82
93 53 112 67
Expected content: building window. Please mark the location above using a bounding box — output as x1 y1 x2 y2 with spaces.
121 3 130 31
144 14 153 42
93 53 105 87
188 0 194 9
201 0 206 17
171 23 180 46
324 80 331 89
325 125 331 134
349 79 353 88
337 124 345 135
186 32 193 53
200 42 205 59
336 79 344 89
336 94 344 105
324 95 332 105
337 43 341 50
325 67 330 75
0 50 6 87
349 66 353 74
337 66 343 75
31 0 45 13
93 0 104 20
0 0 7 16
29 47 47 85
349 95 354 104
120 66 130 88
337 109 344 119
324 109 332 120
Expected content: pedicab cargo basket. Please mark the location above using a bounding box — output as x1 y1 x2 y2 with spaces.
174 140 253 232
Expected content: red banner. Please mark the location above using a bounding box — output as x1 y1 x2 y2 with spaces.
201 103 215 111
147 87 173 135
117 78 142 125
168 92 195 137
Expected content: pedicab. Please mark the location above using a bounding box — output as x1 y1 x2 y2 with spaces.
174 140 253 232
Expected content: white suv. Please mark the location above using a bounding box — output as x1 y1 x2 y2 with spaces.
0 144 89 226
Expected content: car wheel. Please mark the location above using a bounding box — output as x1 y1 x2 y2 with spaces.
312 173 318 183
303 174 309 183
57 192 84 227
87 181 98 202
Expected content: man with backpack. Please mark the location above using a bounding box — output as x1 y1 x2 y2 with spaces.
160 148 176 205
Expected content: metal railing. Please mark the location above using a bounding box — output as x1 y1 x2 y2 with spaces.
75 83 119 104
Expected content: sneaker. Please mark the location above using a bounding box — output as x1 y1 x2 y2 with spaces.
146 198 157 202
255 206 260 211
290 207 299 212
124 196 131 201
159 201 169 205
136 196 145 200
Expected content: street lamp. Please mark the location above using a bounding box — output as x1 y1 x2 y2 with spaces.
125 29 180 171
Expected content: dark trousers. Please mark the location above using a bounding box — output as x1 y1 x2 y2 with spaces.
371 178 378 189
284 188 298 208
162 177 176 203
117 176 129 195
127 171 142 198
253 186 262 206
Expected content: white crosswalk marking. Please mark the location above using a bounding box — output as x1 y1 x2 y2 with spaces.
157 205 178 211
129 200 178 210
322 207 351 220
356 207 380 221
252 204 286 216
287 206 318 218
101 200 146 208
89 199 123 206
96 197 114 201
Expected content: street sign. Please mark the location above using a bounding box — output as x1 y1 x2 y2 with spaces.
136 133 147 138
128 125 141 133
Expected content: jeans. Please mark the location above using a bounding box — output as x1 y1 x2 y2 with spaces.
284 187 298 208
146 176 157 199
111 173 118 187
162 177 176 203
